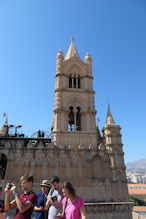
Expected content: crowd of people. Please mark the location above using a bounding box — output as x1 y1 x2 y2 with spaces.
0 175 86 219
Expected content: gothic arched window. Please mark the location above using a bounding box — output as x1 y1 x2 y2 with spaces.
78 75 80 88
76 106 81 131
0 153 7 179
74 76 76 88
68 106 74 131
69 75 81 89
69 75 72 88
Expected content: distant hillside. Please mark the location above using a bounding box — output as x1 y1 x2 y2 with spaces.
126 159 146 172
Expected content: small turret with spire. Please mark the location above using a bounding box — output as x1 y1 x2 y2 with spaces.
0 115 8 136
106 104 115 125
103 104 121 146
56 48 64 75
85 52 92 75
102 105 127 195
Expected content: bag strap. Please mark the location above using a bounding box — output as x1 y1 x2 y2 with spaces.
63 198 68 218
50 189 54 196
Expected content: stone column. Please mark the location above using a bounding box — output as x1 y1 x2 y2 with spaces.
74 109 77 130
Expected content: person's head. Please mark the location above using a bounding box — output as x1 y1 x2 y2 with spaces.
51 176 60 190
20 175 34 192
40 180 51 195
61 181 76 199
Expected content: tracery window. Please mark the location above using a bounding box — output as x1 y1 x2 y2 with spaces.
68 106 81 131
0 153 7 179
76 106 81 131
69 75 80 89
69 75 72 88
68 106 75 131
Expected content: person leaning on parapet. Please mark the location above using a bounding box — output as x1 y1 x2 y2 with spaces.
46 176 62 219
4 175 37 219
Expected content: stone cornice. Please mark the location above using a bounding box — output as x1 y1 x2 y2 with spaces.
102 124 121 131
105 143 123 147
55 73 93 80
53 107 97 115
54 88 95 94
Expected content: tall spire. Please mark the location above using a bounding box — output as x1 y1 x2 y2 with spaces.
65 36 80 60
0 117 8 136
106 104 115 125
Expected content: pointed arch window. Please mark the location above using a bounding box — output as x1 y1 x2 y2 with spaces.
0 153 7 179
68 106 75 131
69 75 72 88
68 106 81 131
78 75 80 88
74 76 76 88
76 106 81 131
69 75 81 89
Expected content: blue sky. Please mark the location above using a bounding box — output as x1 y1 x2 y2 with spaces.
0 0 146 164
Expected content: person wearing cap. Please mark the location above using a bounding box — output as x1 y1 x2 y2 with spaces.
34 180 51 219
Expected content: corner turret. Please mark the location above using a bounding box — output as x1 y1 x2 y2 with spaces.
0 117 8 136
106 105 115 125
85 52 92 75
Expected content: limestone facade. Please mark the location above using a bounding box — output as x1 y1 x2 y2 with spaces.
0 38 132 218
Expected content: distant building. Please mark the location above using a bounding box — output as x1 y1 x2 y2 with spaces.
133 207 146 219
127 172 146 184
0 38 132 219
128 184 146 202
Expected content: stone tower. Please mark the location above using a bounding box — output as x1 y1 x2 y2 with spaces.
102 105 129 201
0 38 133 218
52 37 98 148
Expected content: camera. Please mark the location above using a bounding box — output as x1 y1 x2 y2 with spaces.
7 183 13 190
51 196 57 202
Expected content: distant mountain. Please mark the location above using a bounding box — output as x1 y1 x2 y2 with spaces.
126 159 146 172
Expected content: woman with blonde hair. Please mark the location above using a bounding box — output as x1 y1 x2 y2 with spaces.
57 181 86 219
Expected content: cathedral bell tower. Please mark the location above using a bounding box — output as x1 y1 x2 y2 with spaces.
52 37 98 147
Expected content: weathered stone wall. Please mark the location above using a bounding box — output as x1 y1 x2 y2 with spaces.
85 203 133 219
0 138 129 203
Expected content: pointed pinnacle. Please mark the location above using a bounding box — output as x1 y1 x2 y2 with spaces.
106 105 115 125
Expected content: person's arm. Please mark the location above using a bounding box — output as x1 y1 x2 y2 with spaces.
80 206 86 219
52 200 62 209
34 206 45 211
45 197 51 210
4 186 16 211
56 205 64 218
14 194 33 213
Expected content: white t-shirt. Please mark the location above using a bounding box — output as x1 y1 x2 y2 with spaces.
47 189 62 219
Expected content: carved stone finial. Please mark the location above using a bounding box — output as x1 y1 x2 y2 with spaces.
56 49 64 61
85 52 92 63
